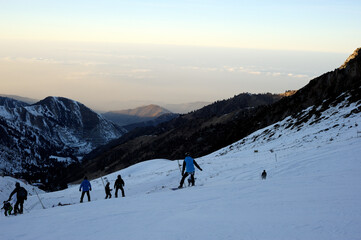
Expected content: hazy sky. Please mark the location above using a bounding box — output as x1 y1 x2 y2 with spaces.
0 0 360 110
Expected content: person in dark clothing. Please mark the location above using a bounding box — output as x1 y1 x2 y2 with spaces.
114 175 125 198
261 170 267 180
79 176 92 203
8 182 27 214
1 201 13 216
178 153 202 188
105 182 112 199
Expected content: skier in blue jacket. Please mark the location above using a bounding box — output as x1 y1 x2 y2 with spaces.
178 153 202 188
79 176 92 203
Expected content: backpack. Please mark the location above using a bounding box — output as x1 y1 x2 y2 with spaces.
18 187 28 199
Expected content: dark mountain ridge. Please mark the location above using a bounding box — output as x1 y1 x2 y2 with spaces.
74 48 361 181
122 112 179 131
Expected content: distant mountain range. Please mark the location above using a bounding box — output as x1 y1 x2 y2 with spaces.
74 48 361 181
0 93 210 114
103 104 174 126
111 104 171 117
0 94 38 104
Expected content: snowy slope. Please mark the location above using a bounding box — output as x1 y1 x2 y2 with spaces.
0 96 360 240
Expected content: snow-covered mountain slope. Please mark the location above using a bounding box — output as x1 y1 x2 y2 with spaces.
0 96 360 240
0 96 126 174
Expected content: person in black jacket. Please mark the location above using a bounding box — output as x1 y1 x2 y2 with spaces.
8 182 27 214
114 175 125 198
105 182 112 199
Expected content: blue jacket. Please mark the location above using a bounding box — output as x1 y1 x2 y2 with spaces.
79 179 92 192
184 156 195 173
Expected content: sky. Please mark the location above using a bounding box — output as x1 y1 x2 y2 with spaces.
0 0 360 111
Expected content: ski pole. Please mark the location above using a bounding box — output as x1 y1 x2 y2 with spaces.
101 177 105 187
34 188 46 209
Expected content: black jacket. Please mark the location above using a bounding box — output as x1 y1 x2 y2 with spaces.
114 178 124 188
9 186 27 201
105 185 111 194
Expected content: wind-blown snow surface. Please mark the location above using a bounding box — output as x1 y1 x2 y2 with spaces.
1 99 361 240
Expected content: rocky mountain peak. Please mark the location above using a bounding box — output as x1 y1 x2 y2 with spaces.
340 47 361 69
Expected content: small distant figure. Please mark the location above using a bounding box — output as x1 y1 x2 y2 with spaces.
105 182 112 199
79 176 92 203
178 153 203 188
1 201 13 216
261 170 267 180
8 182 27 214
114 175 125 198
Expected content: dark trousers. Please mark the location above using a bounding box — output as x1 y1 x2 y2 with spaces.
14 198 24 214
4 207 12 216
105 192 112 199
80 191 91 202
179 172 195 187
115 187 125 197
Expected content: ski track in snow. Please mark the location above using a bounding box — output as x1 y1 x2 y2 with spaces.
0 98 361 240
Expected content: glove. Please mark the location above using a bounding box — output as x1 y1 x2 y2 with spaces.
79 189 81 192
90 188 92 191
200 168 203 171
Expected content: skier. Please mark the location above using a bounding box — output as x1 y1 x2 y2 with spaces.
114 175 125 198
105 182 112 199
261 170 267 180
178 153 203 188
79 176 92 203
1 201 13 216
8 182 27 214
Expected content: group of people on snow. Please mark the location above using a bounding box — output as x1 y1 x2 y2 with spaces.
2 182 28 216
77 153 203 203
79 174 125 203
2 153 267 216
103 174 125 199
